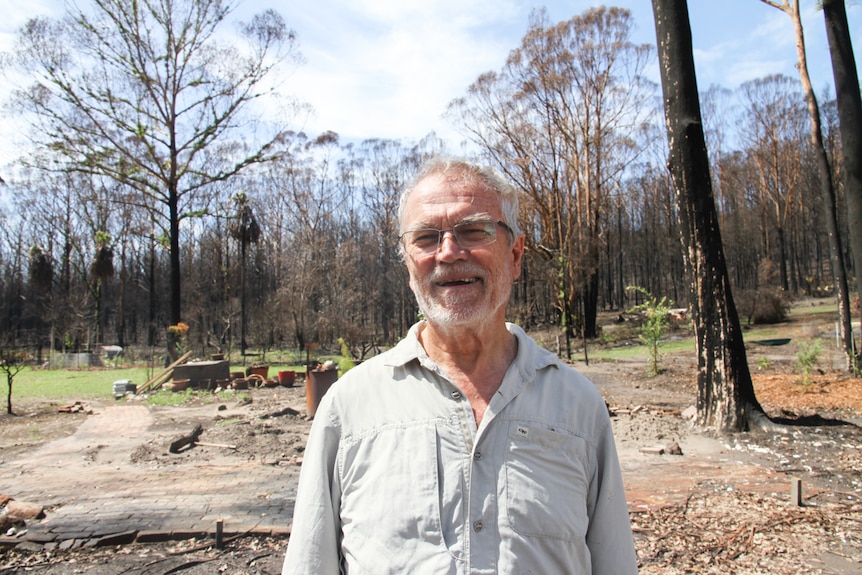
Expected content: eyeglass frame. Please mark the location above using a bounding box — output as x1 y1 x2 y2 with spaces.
399 219 515 255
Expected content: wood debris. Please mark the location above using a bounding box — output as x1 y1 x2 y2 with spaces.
57 402 93 414
168 423 203 453
193 441 236 450
633 488 862 574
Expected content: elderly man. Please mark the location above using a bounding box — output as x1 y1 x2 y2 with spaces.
282 157 638 574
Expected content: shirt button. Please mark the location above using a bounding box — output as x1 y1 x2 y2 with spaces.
451 390 462 400
473 451 482 460
473 520 484 532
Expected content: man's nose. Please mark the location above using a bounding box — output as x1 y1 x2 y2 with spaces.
437 231 467 260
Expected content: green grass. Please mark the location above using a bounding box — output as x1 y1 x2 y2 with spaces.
6 362 308 403
9 367 153 400
586 337 696 361
147 388 195 406
787 300 839 318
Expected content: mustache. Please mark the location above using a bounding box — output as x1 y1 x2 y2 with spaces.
426 263 486 283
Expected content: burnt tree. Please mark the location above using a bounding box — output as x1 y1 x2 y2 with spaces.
823 0 862 370
652 0 767 431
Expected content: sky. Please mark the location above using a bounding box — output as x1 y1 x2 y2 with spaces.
0 0 860 167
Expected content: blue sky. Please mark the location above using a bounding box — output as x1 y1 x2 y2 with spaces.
0 0 859 164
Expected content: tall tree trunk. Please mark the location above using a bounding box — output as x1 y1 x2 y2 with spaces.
823 0 862 370
652 0 766 431
584 269 600 339
240 240 248 356
169 200 182 326
760 0 856 369
148 232 157 348
118 240 126 348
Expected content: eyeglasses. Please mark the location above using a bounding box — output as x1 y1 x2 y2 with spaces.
399 219 514 255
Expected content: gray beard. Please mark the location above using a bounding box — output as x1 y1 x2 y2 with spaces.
412 266 509 329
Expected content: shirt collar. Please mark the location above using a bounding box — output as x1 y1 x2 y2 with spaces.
384 321 560 377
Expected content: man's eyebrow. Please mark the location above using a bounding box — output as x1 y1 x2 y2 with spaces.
407 213 496 230
457 213 494 223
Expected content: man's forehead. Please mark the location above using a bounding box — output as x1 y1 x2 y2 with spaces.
412 173 495 202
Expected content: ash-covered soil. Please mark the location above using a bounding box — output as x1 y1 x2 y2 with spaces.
1 324 861 574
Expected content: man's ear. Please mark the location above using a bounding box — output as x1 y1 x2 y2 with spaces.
511 235 525 279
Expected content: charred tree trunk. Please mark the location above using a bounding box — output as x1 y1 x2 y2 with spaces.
652 0 766 431
760 0 856 369
824 0 862 371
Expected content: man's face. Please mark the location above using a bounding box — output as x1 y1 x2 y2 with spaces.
400 173 524 328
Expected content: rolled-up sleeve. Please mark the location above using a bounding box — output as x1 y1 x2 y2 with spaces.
282 394 343 575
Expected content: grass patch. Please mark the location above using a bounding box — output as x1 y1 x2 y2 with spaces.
11 367 153 400
8 362 305 404
147 388 194 406
787 300 839 319
587 338 696 361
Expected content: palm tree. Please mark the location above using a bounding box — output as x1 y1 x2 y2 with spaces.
90 231 114 349
229 193 261 357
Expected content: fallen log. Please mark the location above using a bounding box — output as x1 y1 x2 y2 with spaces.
169 423 203 453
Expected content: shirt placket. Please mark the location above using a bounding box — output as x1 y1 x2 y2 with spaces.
467 417 500 574
449 387 513 575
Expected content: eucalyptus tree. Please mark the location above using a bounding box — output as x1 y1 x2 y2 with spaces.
758 0 856 369
737 74 807 293
700 85 735 229
653 0 767 432
8 0 301 331
449 6 655 352
718 151 771 292
266 132 346 351
9 170 93 350
356 138 424 343
823 0 862 370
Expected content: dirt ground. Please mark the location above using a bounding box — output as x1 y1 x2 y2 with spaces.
1 313 861 574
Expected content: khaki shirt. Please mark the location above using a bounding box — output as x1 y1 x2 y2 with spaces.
283 322 638 574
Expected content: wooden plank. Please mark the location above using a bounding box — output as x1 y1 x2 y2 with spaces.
194 441 237 449
139 351 194 393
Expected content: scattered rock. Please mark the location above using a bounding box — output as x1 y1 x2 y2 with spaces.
0 515 25 533
5 500 45 520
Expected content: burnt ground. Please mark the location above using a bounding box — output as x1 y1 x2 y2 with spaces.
0 314 861 574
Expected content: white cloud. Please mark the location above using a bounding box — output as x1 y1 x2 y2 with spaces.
1 0 860 170
284 0 524 143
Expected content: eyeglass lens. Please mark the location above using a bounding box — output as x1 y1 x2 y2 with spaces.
402 220 504 253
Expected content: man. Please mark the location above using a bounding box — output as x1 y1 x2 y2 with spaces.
282 157 638 574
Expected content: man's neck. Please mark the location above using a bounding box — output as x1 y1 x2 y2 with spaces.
419 320 518 424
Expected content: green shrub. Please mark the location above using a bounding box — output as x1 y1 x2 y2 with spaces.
794 339 822 386
337 338 355 375
626 286 672 376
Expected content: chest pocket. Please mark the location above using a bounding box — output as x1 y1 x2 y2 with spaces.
338 422 459 572
504 421 591 541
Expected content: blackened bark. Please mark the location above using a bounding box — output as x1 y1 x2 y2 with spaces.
652 0 765 431
584 269 600 339
824 0 862 370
